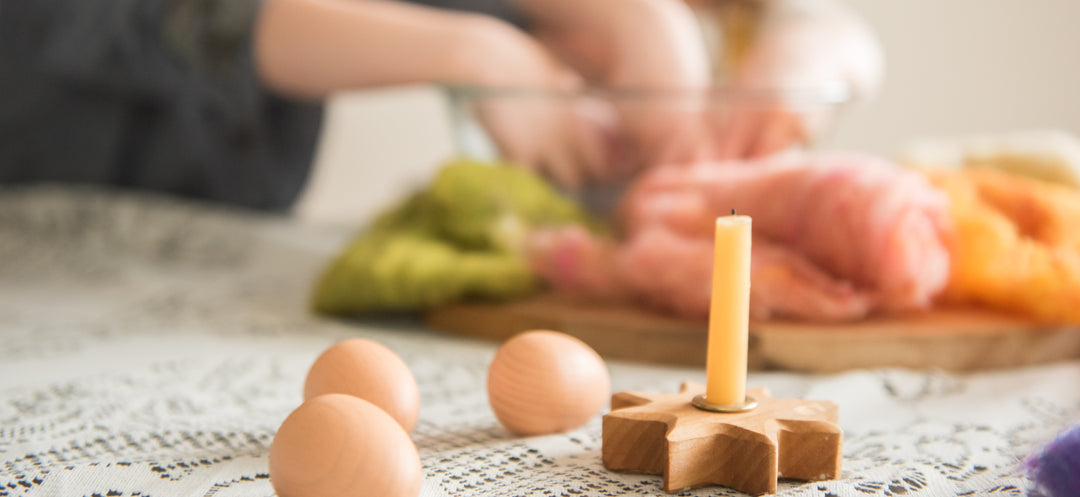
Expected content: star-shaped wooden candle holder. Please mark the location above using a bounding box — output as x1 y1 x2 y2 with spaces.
602 382 842 495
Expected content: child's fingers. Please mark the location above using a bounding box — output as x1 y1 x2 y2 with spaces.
712 106 758 160
570 99 618 184
542 145 583 189
747 108 800 158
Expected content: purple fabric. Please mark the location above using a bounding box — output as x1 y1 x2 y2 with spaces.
1025 423 1080 497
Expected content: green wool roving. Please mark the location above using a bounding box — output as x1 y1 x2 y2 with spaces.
311 159 598 315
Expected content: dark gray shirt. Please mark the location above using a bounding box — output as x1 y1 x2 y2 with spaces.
0 0 522 211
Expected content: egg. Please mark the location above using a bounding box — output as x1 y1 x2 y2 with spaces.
304 338 420 432
270 394 422 497
487 330 611 436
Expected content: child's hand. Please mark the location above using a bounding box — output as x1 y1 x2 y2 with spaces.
734 0 884 101
518 0 713 177
446 17 617 188
476 92 618 188
255 0 613 186
711 0 885 159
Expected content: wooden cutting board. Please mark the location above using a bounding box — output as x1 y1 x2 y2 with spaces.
425 294 1080 372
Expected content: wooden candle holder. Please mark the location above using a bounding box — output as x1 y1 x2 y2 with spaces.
602 382 842 495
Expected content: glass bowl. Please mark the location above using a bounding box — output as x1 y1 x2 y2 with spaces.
442 83 853 214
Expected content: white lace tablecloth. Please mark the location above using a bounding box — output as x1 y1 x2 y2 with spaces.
1 187 1077 497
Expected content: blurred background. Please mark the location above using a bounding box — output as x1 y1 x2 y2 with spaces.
295 0 1080 225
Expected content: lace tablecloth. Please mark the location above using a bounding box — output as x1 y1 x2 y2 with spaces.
1 187 1077 497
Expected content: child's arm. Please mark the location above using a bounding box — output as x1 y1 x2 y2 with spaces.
254 0 579 99
514 0 714 173
515 0 710 90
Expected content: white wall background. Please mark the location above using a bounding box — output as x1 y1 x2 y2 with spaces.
295 0 1080 225
831 0 1080 154
294 86 455 225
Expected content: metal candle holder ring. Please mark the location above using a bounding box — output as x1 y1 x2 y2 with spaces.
691 394 758 413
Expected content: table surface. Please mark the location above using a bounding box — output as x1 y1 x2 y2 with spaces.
1 187 1077 497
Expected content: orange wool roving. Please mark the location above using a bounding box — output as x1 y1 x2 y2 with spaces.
927 169 1080 323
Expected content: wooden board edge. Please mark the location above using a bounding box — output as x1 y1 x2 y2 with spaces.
425 296 1080 373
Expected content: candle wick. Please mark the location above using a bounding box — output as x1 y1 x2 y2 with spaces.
731 208 736 216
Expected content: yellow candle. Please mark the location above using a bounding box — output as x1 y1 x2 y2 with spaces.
704 215 752 407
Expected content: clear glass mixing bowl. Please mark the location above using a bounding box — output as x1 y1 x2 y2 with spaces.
443 83 853 213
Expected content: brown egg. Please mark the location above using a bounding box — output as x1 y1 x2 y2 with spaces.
270 394 422 497
304 338 420 432
487 330 611 436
